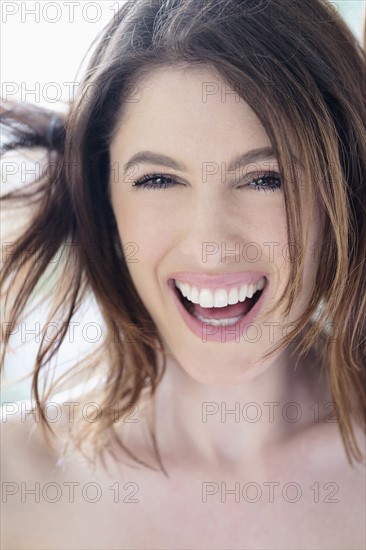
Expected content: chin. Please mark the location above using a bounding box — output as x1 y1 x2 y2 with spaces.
165 342 277 387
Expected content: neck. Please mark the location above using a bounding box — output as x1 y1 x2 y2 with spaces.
145 345 330 474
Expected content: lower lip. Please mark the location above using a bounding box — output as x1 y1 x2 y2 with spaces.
167 278 268 343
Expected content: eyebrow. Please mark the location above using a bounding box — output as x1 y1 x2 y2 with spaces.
122 146 279 175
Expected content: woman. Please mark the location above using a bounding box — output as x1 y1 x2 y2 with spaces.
1 0 365 548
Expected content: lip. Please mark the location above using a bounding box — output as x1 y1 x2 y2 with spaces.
167 276 269 343
167 271 268 292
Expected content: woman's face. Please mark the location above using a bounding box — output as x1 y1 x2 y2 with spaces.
110 65 322 386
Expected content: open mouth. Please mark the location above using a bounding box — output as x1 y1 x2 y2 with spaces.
172 280 265 326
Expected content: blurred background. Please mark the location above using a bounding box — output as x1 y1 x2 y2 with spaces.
1 0 366 404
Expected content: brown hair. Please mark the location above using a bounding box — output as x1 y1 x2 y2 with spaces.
1 0 365 470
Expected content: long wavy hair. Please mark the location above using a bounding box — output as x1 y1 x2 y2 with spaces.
1 0 365 471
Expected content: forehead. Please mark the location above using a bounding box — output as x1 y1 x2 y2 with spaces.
110 65 272 162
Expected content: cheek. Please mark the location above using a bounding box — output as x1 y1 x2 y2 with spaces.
301 217 323 291
112 196 172 263
243 201 288 263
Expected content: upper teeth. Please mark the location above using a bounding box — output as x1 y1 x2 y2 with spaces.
175 276 266 308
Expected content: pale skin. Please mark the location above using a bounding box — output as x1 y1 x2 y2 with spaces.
1 65 365 549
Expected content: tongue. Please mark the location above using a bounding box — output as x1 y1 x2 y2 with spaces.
193 299 252 320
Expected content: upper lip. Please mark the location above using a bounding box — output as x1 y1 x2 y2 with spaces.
168 271 268 291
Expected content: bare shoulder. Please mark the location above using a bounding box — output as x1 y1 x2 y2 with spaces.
1 403 64 478
0 401 95 549
262 417 366 549
283 413 366 483
0 404 60 549
0 400 151 549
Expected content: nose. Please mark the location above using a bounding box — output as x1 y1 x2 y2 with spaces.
178 191 248 267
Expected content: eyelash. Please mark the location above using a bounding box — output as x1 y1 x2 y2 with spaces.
132 172 282 192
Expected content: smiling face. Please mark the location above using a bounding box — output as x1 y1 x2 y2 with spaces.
109 65 323 386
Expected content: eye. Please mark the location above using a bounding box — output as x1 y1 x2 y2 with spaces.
245 172 282 192
132 174 177 190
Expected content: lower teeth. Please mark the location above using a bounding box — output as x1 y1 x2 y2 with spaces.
192 311 245 326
